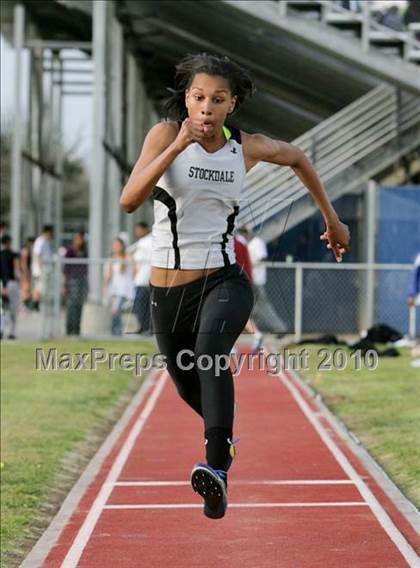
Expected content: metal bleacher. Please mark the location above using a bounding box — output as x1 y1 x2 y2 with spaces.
238 83 420 240
279 0 420 65
223 0 420 239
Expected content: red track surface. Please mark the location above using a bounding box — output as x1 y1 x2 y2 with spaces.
36 348 419 568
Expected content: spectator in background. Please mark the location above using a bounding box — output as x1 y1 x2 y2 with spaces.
408 252 420 358
64 231 88 335
104 238 135 336
31 224 54 311
127 221 151 254
0 235 21 339
245 228 288 335
381 4 404 31
20 237 35 309
0 221 7 239
234 229 253 282
132 222 153 335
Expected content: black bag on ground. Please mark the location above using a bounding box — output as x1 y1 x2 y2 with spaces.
349 338 379 355
297 334 348 346
365 324 403 343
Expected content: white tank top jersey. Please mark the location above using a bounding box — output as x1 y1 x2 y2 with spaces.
151 123 246 269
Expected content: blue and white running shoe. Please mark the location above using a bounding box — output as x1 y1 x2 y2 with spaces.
190 463 228 519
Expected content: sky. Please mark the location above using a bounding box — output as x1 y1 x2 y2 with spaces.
1 34 93 165
0 0 408 166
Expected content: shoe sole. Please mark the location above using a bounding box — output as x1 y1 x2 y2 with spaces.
190 465 227 519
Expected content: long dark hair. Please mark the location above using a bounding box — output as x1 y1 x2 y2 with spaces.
164 53 255 120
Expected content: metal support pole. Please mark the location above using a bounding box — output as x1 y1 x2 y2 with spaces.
408 305 417 340
52 52 64 254
30 47 44 234
365 180 377 330
124 62 155 230
53 255 62 337
108 12 124 246
25 40 92 50
124 53 139 241
139 79 158 227
321 0 331 23
62 91 93 96
25 46 34 237
294 264 303 342
11 3 25 250
361 1 370 53
278 1 287 18
89 0 108 303
44 51 55 224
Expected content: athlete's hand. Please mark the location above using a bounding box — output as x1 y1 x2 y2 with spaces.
320 219 350 263
173 118 208 152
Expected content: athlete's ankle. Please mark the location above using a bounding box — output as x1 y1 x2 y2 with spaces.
204 426 238 472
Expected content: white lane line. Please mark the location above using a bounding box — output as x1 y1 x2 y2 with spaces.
60 371 168 568
104 502 368 510
114 479 356 487
276 361 420 568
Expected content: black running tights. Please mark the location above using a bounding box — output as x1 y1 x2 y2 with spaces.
150 263 254 469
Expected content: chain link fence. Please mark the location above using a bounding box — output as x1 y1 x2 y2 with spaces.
263 262 418 339
11 258 419 341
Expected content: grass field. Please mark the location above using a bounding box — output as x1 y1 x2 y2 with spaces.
0 339 156 568
288 343 420 507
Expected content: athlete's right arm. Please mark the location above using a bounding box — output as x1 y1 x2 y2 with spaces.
120 119 205 213
120 122 179 213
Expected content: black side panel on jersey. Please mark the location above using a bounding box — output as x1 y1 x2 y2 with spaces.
221 205 240 267
152 186 181 269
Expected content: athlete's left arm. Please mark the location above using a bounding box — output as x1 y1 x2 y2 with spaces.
242 132 350 262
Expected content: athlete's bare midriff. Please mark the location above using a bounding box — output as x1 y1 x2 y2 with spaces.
150 266 222 287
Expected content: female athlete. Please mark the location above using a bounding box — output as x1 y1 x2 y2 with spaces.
120 53 350 519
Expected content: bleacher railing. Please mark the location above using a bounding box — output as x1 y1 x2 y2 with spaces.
237 84 420 228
